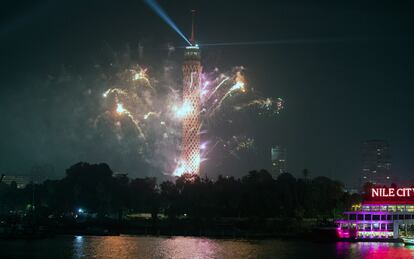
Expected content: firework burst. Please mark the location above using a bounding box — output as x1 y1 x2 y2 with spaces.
95 61 284 177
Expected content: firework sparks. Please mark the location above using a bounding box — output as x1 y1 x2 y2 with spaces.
229 71 246 93
116 103 125 114
220 135 255 159
96 61 284 177
173 101 194 119
207 77 229 100
234 97 284 115
143 111 158 120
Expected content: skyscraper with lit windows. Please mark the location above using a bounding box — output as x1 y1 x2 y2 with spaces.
360 140 392 187
271 145 287 176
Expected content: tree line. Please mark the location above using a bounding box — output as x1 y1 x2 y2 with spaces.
0 162 361 220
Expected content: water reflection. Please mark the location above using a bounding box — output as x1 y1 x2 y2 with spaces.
3 236 414 258
73 235 85 257
336 242 414 259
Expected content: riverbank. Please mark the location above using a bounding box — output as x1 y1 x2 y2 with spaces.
1 216 340 240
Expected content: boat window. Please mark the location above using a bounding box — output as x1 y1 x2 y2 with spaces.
380 206 387 211
388 206 396 212
373 223 380 230
381 223 386 230
372 206 380 212
350 224 357 230
341 224 349 230
362 206 370 212
357 214 364 220
365 214 372 220
364 224 371 231
387 215 392 220
405 215 411 220
399 214 404 220
381 215 386 220
373 215 380 220
349 214 356 220
358 224 364 230
397 206 406 212
393 215 398 220
387 224 393 230
407 206 414 212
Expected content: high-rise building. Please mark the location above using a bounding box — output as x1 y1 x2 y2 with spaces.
177 11 202 176
2 175 30 189
271 145 287 176
360 140 392 187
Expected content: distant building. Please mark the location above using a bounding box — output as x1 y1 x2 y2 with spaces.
271 145 287 176
114 173 128 179
2 175 30 189
343 187 359 195
360 140 392 187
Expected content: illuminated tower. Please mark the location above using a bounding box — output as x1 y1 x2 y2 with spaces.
180 10 202 175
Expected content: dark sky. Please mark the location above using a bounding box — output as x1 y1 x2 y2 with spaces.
1 0 413 186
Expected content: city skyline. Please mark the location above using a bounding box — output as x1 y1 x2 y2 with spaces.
0 1 413 187
2 1 414 257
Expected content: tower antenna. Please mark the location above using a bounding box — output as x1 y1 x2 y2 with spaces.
190 9 196 45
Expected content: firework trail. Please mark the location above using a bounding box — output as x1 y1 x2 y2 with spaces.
201 66 283 119
234 97 285 115
96 62 284 176
96 65 183 176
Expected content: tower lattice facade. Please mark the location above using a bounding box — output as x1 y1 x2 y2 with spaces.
180 46 202 175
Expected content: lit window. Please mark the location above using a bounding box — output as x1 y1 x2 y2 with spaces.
397 205 406 212
373 224 380 230
364 224 371 231
388 206 396 212
362 206 370 212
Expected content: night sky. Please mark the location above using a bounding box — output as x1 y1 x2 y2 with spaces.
1 0 413 186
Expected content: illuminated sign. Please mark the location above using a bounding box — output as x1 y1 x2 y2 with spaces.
371 188 414 198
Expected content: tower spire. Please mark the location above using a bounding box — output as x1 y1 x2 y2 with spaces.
190 9 196 45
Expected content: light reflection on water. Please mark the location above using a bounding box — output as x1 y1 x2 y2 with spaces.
336 241 414 259
2 236 414 258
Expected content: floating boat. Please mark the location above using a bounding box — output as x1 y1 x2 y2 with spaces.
402 237 414 245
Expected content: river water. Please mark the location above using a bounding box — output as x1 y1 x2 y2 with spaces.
1 235 414 258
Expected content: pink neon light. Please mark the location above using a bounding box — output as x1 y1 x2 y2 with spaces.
371 188 414 198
